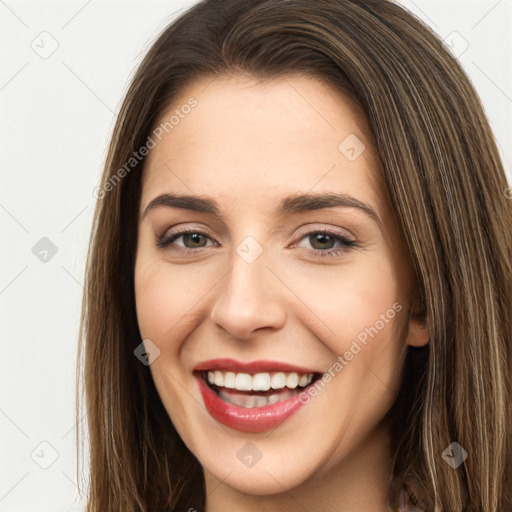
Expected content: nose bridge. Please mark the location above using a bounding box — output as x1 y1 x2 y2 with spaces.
210 235 287 338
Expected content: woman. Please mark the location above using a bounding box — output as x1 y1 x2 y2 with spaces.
77 0 512 510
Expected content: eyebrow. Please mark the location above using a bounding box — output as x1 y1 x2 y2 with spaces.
141 191 383 229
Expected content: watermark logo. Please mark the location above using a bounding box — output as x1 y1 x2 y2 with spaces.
32 237 58 263
237 442 262 468
30 31 59 60
31 441 59 469
134 339 161 366
442 442 468 468
338 134 366 162
443 31 469 58
236 236 263 264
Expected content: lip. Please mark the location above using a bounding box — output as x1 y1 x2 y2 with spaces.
193 358 320 374
195 373 310 433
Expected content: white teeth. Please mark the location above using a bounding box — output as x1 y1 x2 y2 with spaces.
286 372 299 389
205 370 316 392
244 395 256 408
213 370 224 387
254 396 268 408
234 373 252 391
271 372 286 389
252 373 271 391
267 394 279 405
224 371 235 389
217 389 295 408
298 374 309 387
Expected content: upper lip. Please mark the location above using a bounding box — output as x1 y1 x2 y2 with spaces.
193 358 321 374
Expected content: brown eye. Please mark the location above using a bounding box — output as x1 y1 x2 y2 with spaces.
181 232 208 248
156 229 216 251
309 232 337 250
295 229 357 258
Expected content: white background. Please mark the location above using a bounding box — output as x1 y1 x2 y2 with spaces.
1 1 511 510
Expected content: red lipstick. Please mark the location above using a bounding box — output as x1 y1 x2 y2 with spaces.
193 358 320 374
194 358 321 433
195 374 309 432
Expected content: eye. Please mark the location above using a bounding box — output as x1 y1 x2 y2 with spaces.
156 227 358 258
156 227 216 251
294 229 358 258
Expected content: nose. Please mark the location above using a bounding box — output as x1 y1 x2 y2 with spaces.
209 244 287 340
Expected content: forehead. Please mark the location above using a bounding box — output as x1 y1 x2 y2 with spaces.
141 74 384 216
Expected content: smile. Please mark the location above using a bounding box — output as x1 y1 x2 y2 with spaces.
194 359 322 432
206 370 315 407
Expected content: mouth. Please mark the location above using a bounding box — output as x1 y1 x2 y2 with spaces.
193 359 323 432
197 369 321 408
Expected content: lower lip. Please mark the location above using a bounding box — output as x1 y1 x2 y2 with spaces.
195 374 308 433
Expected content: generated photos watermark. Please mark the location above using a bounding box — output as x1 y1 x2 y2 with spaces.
93 97 198 199
298 302 403 404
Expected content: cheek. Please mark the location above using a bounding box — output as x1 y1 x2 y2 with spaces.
134 256 205 439
135 262 176 342
135 258 193 337
134 254 222 359
304 260 405 459
291 252 402 353
293 252 407 412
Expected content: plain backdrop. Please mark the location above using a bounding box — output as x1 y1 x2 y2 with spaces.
1 1 511 510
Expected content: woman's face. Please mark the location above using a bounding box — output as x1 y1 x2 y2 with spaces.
134 74 428 495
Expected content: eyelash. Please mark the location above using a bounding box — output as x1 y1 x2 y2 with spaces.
156 227 358 258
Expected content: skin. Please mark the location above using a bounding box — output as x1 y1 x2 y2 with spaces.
134 74 429 512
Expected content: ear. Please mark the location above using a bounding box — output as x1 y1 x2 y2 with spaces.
406 298 429 347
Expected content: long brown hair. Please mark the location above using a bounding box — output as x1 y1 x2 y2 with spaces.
76 0 512 510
